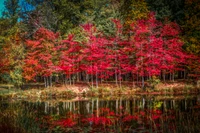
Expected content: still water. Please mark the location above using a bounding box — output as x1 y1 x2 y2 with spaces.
1 95 200 133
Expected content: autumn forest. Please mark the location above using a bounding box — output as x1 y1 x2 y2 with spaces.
0 0 200 89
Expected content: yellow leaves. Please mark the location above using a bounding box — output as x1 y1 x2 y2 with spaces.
123 0 149 28
189 37 197 43
182 0 200 56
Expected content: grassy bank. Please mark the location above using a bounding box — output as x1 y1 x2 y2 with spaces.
0 81 199 100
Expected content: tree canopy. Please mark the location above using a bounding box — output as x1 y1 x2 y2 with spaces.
0 0 199 88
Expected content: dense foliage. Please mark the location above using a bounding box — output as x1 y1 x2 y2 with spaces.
0 0 199 88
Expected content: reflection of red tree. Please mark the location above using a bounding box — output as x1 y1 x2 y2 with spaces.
82 116 112 126
45 107 176 132
53 118 76 127
123 115 139 122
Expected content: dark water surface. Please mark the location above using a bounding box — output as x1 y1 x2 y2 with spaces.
1 95 200 133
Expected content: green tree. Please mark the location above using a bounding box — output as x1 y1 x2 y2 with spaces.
0 27 25 88
20 0 58 38
2 0 20 24
79 0 121 36
52 0 81 35
121 0 149 27
0 0 25 87
182 0 200 56
145 0 184 23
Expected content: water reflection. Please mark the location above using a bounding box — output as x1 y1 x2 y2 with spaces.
1 95 200 133
26 97 197 116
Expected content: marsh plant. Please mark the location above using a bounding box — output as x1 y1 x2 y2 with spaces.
0 102 41 133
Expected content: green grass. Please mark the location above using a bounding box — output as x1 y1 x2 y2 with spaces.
0 84 14 89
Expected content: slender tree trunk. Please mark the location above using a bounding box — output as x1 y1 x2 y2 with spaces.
96 71 98 88
86 73 89 84
184 69 186 79
163 71 166 82
132 73 135 88
91 74 94 88
100 72 102 84
77 72 79 82
72 74 75 85
50 75 52 87
119 70 122 88
47 76 50 88
69 75 71 85
44 77 46 88
115 69 118 87
142 76 144 89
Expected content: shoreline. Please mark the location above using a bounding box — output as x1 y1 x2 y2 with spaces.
0 82 199 101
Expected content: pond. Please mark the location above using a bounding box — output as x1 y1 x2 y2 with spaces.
1 95 200 133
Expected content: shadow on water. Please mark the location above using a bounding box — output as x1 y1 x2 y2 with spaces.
1 95 200 133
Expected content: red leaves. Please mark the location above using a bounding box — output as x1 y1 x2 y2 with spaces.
162 22 180 37
53 118 76 127
122 115 139 122
23 27 59 81
21 13 197 82
130 12 188 77
82 116 112 126
34 27 59 41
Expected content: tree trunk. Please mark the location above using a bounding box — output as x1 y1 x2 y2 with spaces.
44 77 47 88
142 76 144 89
96 71 98 88
115 69 118 87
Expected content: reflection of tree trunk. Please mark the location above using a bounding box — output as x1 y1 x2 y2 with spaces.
142 98 145 109
73 102 75 112
163 100 166 112
125 100 128 113
96 98 99 117
57 106 59 115
185 99 187 110
120 97 122 114
86 102 90 113
130 100 133 115
45 102 48 114
172 100 175 109
78 101 80 114
92 99 94 114
70 102 72 112
116 99 118 115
